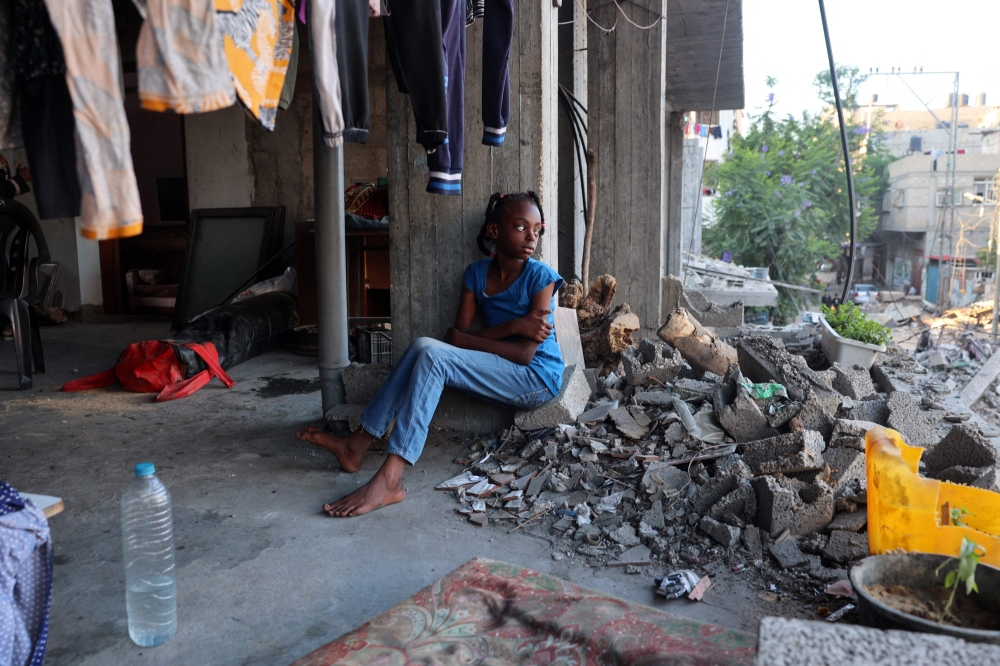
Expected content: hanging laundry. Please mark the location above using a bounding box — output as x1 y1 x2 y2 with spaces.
43 0 142 238
278 21 298 110
699 124 709 137
10 0 81 219
132 0 235 114
481 0 513 148
384 0 448 152
0 3 23 150
309 0 345 147
426 0 466 195
215 0 295 131
711 125 722 139
336 0 372 143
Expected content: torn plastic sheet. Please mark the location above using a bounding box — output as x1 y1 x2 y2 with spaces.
655 570 702 599
740 382 788 400
672 397 726 444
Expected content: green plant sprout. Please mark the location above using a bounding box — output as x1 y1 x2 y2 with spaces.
821 301 892 347
935 537 985 624
951 507 975 527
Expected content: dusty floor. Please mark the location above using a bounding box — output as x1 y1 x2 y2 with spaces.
1 319 789 665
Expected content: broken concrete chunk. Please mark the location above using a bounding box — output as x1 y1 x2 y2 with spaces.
690 458 752 515
840 397 889 426
632 390 674 406
923 424 1000 475
795 391 837 442
824 447 866 498
628 405 652 428
616 544 652 565
742 525 764 560
607 524 640 547
641 463 690 499
489 472 516 486
468 512 489 527
753 476 835 537
829 419 881 450
708 478 757 526
663 422 687 445
740 430 825 475
827 511 867 533
641 500 665 529
621 338 684 387
769 540 808 569
672 378 718 401
437 471 486 490
717 387 779 443
886 391 937 447
467 479 499 497
608 407 650 440
515 365 590 430
576 400 619 424
699 516 741 547
830 363 877 400
735 335 833 402
822 530 868 563
593 491 623 515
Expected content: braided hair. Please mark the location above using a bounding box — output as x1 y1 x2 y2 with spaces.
476 191 545 256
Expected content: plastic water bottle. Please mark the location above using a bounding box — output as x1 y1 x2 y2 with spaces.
121 462 177 647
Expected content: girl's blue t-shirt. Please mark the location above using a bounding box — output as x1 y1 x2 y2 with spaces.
463 258 565 397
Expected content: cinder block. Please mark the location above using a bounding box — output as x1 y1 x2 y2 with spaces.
515 365 591 430
830 363 877 400
740 431 825 475
886 392 937 447
923 424 1000 475
690 457 751 515
824 446 866 498
709 478 757 526
753 476 834 537
840 397 889 425
621 339 684 387
699 516 741 547
822 530 868 563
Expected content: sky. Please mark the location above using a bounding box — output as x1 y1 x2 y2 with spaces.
743 0 1000 118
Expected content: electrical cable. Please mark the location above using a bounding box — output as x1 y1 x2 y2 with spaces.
558 87 589 225
818 0 860 306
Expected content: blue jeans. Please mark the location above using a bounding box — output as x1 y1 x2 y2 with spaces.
359 337 553 464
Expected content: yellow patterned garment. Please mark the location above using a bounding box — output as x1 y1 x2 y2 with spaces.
134 0 237 113
43 0 144 240
215 0 295 130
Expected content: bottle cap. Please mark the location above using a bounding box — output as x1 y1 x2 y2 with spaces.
135 462 156 477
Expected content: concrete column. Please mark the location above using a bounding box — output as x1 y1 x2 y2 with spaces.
588 0 670 332
75 219 103 309
183 106 253 209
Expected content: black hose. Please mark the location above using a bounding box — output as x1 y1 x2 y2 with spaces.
818 0 859 304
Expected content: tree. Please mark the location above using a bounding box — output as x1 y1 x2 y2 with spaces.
703 74 893 321
813 65 867 108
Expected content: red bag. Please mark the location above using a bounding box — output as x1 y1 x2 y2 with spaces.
63 340 234 402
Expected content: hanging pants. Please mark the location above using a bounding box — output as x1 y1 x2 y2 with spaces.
481 0 513 147
309 0 345 147
384 0 447 152
336 0 370 143
425 0 465 195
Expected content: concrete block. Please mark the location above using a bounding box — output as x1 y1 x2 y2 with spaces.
753 476 835 537
972 467 1000 493
641 499 664 529
742 524 764 560
717 389 778 443
672 378 718 401
699 516 741 547
830 363 877 400
735 335 833 402
824 446 866 498
740 431 825 475
621 339 684 387
582 368 601 398
708 478 757 526
871 348 929 395
515 365 590 431
324 404 366 432
931 465 985 485
609 406 650 440
826 510 867 533
342 362 391 404
829 419 881 450
886 391 937 447
923 424 1000 475
769 540 808 569
796 391 837 442
633 389 674 406
757 616 1000 666
690 458 752 515
822 530 868 563
839 397 889 426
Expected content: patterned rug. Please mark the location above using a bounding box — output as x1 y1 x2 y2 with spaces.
290 558 757 665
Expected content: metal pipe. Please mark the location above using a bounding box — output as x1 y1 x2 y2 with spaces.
313 101 351 416
817 0 859 305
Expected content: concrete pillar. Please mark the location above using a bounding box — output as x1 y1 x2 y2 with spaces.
587 0 673 332
557 0 587 280
387 0 559 349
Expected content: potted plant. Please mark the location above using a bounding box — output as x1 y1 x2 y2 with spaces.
819 301 890 369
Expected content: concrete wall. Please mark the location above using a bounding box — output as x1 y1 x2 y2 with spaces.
681 137 704 256
184 105 254 210
587 0 678 333
387 0 559 352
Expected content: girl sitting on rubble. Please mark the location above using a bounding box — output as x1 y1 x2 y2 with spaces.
297 191 565 517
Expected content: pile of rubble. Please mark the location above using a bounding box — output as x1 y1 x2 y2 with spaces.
436 299 1000 603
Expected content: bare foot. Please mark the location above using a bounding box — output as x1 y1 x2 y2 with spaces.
323 455 407 517
296 425 374 473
